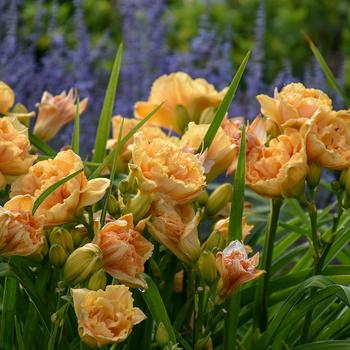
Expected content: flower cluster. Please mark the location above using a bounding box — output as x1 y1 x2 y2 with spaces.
0 68 348 349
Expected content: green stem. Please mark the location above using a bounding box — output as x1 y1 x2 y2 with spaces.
0 258 18 350
224 291 241 350
253 198 282 331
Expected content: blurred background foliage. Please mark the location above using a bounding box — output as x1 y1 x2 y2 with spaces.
0 0 349 153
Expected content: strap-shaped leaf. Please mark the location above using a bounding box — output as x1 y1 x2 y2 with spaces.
306 35 350 106
202 51 250 150
228 125 246 242
32 168 84 215
29 132 56 157
71 96 80 154
141 274 177 345
293 341 350 350
92 43 123 162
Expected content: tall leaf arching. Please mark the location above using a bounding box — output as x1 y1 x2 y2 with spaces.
92 43 123 163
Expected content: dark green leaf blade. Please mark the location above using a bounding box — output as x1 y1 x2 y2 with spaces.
32 168 84 215
306 35 350 106
202 51 250 150
71 96 80 154
92 43 123 163
29 132 56 157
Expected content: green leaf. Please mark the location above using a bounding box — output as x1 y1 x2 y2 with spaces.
0 270 18 350
316 308 350 340
141 274 177 345
228 125 246 242
100 118 124 225
89 103 163 179
32 168 84 215
271 284 350 348
260 275 344 347
202 51 250 150
71 96 80 154
293 341 350 350
0 262 50 332
306 35 350 106
29 132 56 156
92 43 123 163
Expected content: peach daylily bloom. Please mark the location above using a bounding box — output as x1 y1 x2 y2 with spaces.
304 110 350 170
135 72 227 134
257 83 332 129
147 199 201 263
71 285 146 348
94 214 153 289
0 81 15 114
246 128 308 199
0 204 44 257
180 121 237 181
33 89 88 141
214 216 254 241
0 117 36 189
9 150 109 225
107 115 168 164
216 240 264 303
131 131 206 204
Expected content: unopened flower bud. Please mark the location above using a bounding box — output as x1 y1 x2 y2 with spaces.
339 169 349 188
199 107 216 125
198 250 217 284
0 81 14 114
195 334 213 350
307 162 321 189
206 183 232 217
123 191 152 223
88 269 107 291
155 322 170 348
203 229 226 252
63 243 103 285
196 191 209 206
331 180 341 193
49 244 68 268
49 227 74 253
70 229 83 248
176 104 190 133
107 194 120 217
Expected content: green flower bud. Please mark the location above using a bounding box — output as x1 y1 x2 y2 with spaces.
205 183 232 217
339 169 349 188
49 244 68 268
107 194 120 217
176 104 190 133
155 322 170 348
198 250 217 284
196 191 209 206
199 107 216 125
63 243 103 285
88 269 107 291
203 229 226 252
307 162 321 189
123 191 153 223
49 227 74 253
70 229 82 248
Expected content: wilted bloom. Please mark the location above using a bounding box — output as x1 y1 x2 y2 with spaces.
94 214 153 289
0 117 36 189
257 83 332 129
9 150 110 225
131 132 206 204
216 240 264 303
304 110 350 170
33 89 88 141
71 285 146 348
147 199 201 263
107 116 168 165
246 128 308 198
0 204 44 257
180 122 237 181
135 72 227 134
0 81 15 114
